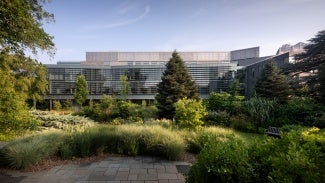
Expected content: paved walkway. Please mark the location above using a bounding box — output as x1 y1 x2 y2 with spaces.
1 156 192 183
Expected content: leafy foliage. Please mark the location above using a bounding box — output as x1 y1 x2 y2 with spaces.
156 51 199 119
30 110 96 132
0 0 55 55
255 61 290 103
245 97 276 132
174 98 207 130
319 63 325 103
28 63 48 109
284 30 325 99
0 0 53 135
74 75 89 106
0 56 39 136
53 100 62 111
79 96 157 123
119 75 130 100
274 97 325 128
205 92 244 114
187 138 249 183
187 127 325 183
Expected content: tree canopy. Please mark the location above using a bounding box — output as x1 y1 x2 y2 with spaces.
319 63 325 103
283 30 325 98
119 75 130 101
0 0 55 55
0 0 54 136
254 61 290 103
155 51 199 119
74 75 89 107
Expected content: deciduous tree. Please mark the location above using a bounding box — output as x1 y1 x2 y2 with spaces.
0 0 54 135
0 0 55 55
74 75 89 107
119 75 129 101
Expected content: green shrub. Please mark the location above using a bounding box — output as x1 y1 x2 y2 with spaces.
174 98 207 130
230 114 255 133
204 111 231 127
187 127 325 182
53 100 62 110
187 138 249 183
182 127 238 154
63 99 73 110
274 98 325 127
138 125 185 160
245 97 276 132
30 110 96 132
0 130 65 169
205 92 245 114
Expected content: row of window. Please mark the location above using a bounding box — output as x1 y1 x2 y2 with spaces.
47 64 236 96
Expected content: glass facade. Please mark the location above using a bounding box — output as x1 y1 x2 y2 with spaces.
46 63 237 100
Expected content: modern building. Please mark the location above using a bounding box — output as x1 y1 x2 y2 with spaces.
45 47 289 104
276 42 306 63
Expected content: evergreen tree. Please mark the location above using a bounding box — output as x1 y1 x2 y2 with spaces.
255 61 290 103
283 30 325 98
74 75 89 107
155 51 199 119
319 63 325 104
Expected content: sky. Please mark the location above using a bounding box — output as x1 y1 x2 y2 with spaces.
35 0 325 64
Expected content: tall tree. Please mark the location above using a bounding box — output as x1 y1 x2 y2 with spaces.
74 75 89 107
319 63 325 103
119 75 129 101
255 61 290 103
283 30 325 98
155 51 199 119
0 55 36 135
0 0 54 135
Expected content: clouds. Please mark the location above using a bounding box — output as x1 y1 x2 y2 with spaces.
87 4 151 30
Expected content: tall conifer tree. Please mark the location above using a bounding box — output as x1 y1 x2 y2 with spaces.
255 61 290 103
155 51 199 119
283 30 325 98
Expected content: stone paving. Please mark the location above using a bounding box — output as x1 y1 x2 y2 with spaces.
1 156 192 183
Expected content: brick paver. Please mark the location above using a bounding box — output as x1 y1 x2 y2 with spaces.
1 156 191 183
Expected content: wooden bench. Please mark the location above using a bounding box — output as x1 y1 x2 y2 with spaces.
264 127 281 138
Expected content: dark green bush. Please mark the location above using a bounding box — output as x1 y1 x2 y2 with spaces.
204 111 231 127
205 92 245 114
187 127 325 183
274 98 325 127
229 114 255 133
79 99 158 123
187 138 249 183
